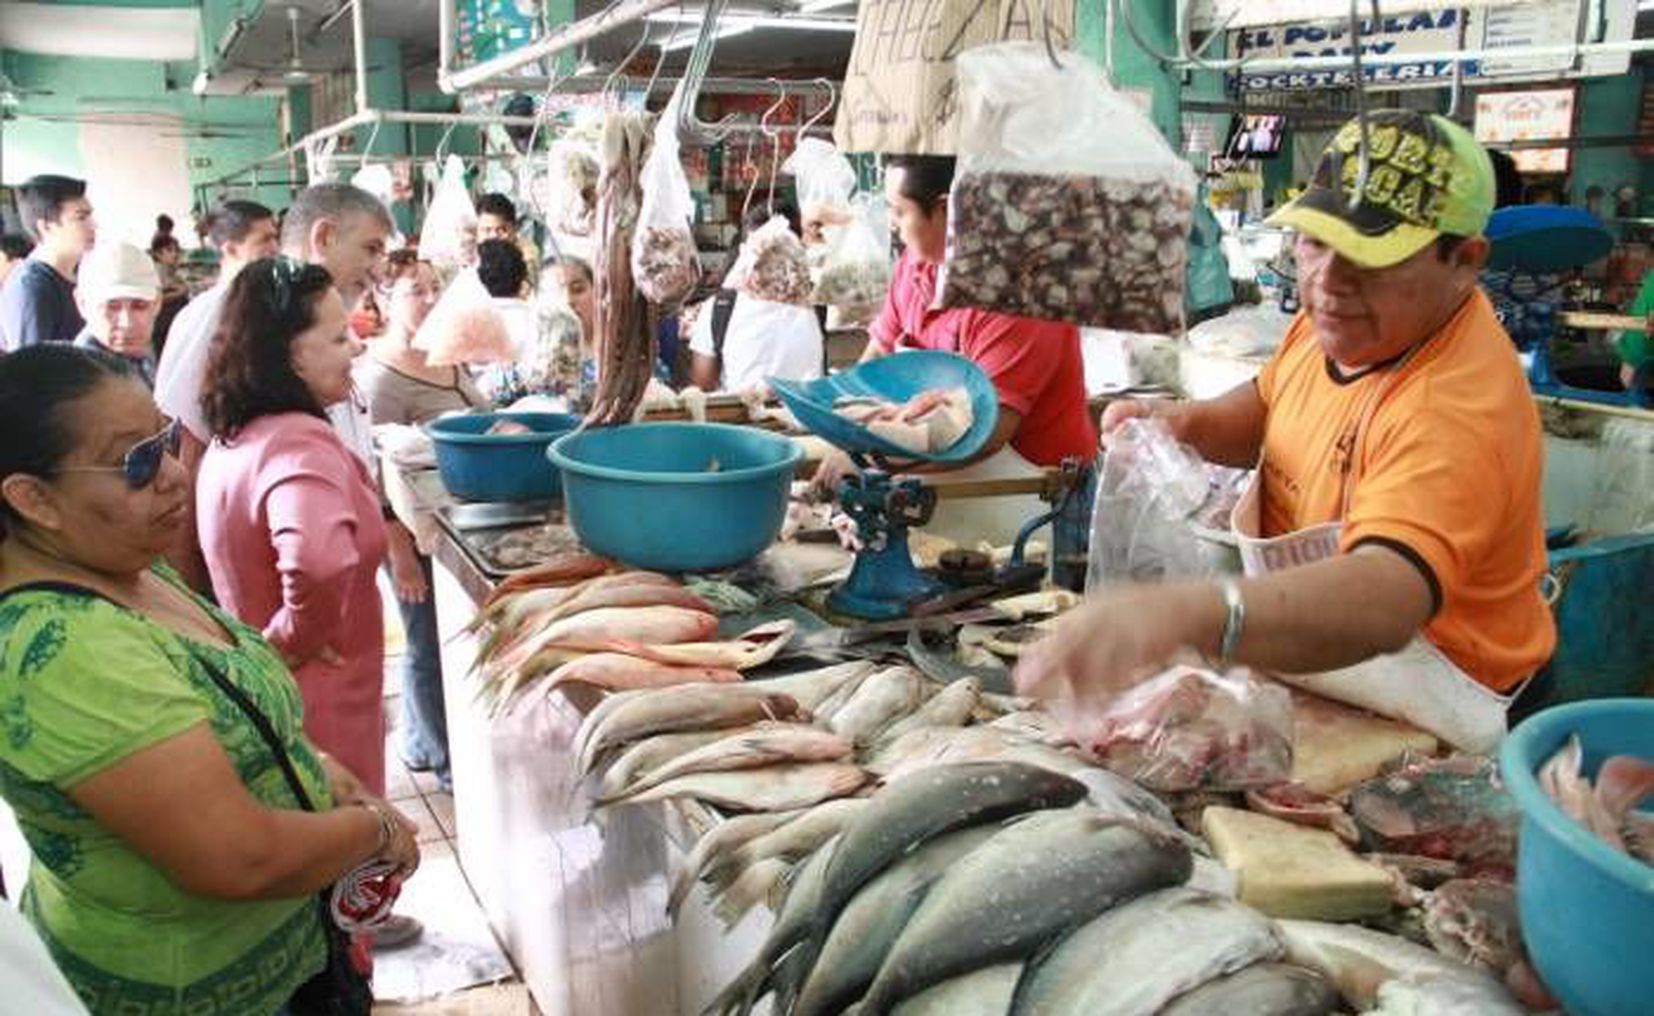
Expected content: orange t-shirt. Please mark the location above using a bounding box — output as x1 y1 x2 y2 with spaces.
1255 289 1555 692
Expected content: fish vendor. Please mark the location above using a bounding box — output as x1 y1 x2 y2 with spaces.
1018 111 1556 753
812 154 1099 549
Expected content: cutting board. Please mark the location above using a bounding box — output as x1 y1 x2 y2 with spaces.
1290 690 1439 795
1202 807 1393 921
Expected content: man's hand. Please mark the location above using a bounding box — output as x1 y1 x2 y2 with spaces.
1098 398 1160 441
809 450 858 503
1013 581 1222 704
388 544 429 603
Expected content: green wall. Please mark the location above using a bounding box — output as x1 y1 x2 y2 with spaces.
1572 74 1642 213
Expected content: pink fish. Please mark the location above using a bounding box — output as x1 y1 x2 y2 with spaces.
543 653 741 695
486 606 719 679
597 620 797 671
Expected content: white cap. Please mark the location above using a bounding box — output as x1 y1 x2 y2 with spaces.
80 242 160 303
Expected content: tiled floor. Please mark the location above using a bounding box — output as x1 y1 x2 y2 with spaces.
377 639 540 1016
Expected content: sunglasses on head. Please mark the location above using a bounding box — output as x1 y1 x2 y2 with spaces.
58 419 183 490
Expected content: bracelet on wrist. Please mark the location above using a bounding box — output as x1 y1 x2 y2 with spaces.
361 802 394 854
1217 578 1246 671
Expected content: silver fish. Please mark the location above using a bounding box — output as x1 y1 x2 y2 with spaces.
1010 886 1283 1016
607 762 867 813
750 661 880 714
889 964 1023 1016
856 809 1193 1015
703 836 841 1016
812 663 878 721
598 729 727 800
712 856 792 928
709 798 869 887
1278 919 1526 1015
793 824 1002 1016
1159 963 1340 1016
873 678 982 749
669 810 805 919
829 667 931 747
576 684 804 774
601 723 853 803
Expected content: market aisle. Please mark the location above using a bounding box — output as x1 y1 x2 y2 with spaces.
374 619 538 1015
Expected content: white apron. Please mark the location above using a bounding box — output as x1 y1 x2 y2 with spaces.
921 447 1047 551
1229 352 1522 753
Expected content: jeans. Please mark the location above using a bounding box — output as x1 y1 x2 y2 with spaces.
391 554 450 787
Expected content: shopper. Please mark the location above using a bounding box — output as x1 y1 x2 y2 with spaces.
475 192 539 286
0 233 33 288
1019 111 1554 751
153 199 280 594
359 252 484 793
148 220 190 354
0 343 418 1015
73 242 162 387
474 238 538 403
689 206 824 392
0 175 95 351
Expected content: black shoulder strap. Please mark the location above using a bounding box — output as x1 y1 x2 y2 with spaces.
0 579 317 812
711 288 738 363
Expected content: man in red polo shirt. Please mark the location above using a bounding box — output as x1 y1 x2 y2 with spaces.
814 155 1097 498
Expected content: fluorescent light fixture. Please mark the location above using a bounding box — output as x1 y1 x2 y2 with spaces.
658 22 754 52
797 0 856 11
646 10 858 32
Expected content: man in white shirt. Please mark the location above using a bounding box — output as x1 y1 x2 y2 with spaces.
688 291 824 392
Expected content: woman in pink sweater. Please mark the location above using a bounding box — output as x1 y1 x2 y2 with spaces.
196 258 388 796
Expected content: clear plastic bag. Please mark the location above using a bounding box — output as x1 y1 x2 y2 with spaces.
725 215 813 306
814 193 891 315
941 42 1197 334
1086 417 1237 591
1058 663 1294 793
631 90 700 307
412 269 515 368
783 137 857 226
418 155 477 272
548 140 600 239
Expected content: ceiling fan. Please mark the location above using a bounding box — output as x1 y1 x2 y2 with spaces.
239 6 380 88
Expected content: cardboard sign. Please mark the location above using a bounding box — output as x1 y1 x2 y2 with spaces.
834 0 1076 155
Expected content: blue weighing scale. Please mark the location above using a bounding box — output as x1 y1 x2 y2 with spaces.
771 351 1006 620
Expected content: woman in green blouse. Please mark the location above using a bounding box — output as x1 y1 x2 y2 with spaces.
0 345 419 1015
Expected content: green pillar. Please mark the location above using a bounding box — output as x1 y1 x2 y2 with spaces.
286 84 312 142
1077 0 1183 143
364 36 408 156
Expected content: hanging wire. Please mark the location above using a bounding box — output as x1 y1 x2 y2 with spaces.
800 77 836 136
760 79 789 216
739 107 762 223
1345 0 1380 212
1041 0 1063 69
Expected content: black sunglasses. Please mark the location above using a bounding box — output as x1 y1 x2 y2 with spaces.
58 420 183 490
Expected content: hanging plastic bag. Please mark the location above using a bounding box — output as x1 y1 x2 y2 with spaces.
631 89 700 307
1056 663 1294 793
351 163 397 208
418 155 478 272
814 192 891 317
940 42 1197 334
548 140 599 239
412 269 514 368
1085 417 1241 591
725 216 813 306
784 137 857 228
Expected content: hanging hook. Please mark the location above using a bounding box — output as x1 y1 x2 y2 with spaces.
760 79 789 216
1345 0 1380 213
1041 0 1063 69
435 121 460 164
643 0 680 102
801 77 836 136
359 115 383 162
605 20 652 106
677 0 739 143
740 112 761 224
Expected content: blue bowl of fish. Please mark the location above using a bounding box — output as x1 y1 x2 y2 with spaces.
548 422 802 572
426 411 583 502
1500 698 1654 1016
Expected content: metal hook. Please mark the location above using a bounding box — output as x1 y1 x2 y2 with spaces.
801 77 836 136
605 20 652 105
1114 0 1245 72
740 113 761 224
677 0 738 143
643 0 680 102
760 79 789 216
1042 0 1062 69
1345 0 1380 213
435 121 460 164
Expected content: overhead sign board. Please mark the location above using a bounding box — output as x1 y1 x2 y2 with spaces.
1474 87 1576 175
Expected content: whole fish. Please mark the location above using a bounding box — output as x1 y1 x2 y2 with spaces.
814 762 1088 950
470 582 589 661
598 729 728 801
792 824 1001 1016
543 653 741 697
599 620 799 671
576 685 805 775
670 810 803 920
542 571 700 622
571 685 650 766
601 724 853 803
703 836 840 1016
708 797 869 887
1010 886 1283 1016
888 964 1023 1016
987 710 1075 746
1159 963 1340 1016
494 605 720 674
829 667 931 747
479 552 612 610
1278 919 1526 1015
750 660 879 714
857 810 1193 1015
812 663 878 723
712 856 792 927
868 725 1091 783
873 677 982 749
605 762 867 813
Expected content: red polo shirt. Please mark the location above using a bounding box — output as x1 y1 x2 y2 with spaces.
870 252 1097 466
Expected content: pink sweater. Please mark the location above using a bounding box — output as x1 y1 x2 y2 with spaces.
197 412 389 795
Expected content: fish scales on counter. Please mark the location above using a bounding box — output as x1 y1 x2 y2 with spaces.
671 810 805 920
1157 963 1340 1016
1278 919 1526 1015
854 809 1194 1014
603 762 867 813
1009 886 1283 1016
599 723 853 803
575 683 807 775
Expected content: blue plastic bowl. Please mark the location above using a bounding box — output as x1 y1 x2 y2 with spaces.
548 423 802 572
1500 699 1654 1016
426 412 582 502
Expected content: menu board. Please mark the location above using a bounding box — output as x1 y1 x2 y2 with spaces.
1474 87 1575 175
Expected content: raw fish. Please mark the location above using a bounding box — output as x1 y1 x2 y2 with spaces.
888 964 1022 1016
1246 783 1361 845
541 571 695 622
1278 919 1525 1015
748 660 878 714
703 836 840 1016
542 653 740 696
479 552 612 609
709 798 868 886
603 762 867 812
1421 878 1523 975
598 620 798 671
1010 886 1282 1015
601 723 853 802
669 810 803 920
828 667 931 747
492 605 720 674
713 857 792 927
575 684 805 775
1158 963 1339 1016
599 730 728 801
857 810 1193 1014
873 678 981 748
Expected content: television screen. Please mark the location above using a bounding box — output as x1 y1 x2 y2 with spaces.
1225 114 1286 159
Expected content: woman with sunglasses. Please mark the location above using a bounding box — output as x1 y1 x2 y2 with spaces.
196 257 395 810
0 344 419 1014
359 252 484 794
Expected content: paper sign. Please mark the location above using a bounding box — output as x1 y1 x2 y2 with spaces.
1474 88 1575 174
835 0 1077 155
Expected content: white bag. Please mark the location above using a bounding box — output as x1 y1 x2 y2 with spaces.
412 269 514 368
418 155 477 272
814 193 891 317
941 43 1197 335
783 138 857 223
724 216 813 307
631 88 700 307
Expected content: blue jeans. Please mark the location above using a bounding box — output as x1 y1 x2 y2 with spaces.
391 554 450 787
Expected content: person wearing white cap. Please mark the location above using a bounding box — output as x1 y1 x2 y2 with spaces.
74 241 161 388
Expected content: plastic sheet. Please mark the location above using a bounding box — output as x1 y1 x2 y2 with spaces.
814 193 891 317
783 137 857 225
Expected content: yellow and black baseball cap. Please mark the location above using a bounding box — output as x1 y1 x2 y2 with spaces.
1268 110 1494 269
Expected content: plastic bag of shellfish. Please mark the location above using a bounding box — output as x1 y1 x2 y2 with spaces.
939 42 1197 335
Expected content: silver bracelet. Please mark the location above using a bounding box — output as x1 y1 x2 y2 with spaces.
1218 578 1246 671
362 802 395 854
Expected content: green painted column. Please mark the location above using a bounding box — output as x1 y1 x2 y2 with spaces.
286 84 312 141
1572 75 1640 210
364 36 408 156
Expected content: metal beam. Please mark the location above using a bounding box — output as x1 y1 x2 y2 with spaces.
440 0 681 93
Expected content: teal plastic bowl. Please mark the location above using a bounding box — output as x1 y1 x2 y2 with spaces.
548 423 802 572
426 412 582 502
1500 699 1654 1016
